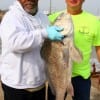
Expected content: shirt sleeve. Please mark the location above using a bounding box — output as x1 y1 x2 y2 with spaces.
0 12 48 53
93 19 100 46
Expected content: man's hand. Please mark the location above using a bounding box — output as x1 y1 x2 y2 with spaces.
47 26 64 41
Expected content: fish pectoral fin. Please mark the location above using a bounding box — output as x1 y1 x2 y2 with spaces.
70 47 83 63
69 41 83 63
67 82 74 96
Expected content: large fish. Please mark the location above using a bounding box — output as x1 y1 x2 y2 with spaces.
41 12 83 100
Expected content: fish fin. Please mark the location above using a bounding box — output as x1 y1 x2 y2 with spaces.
67 82 74 96
69 40 83 63
45 81 48 100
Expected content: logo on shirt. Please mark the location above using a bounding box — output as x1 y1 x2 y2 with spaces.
78 26 89 34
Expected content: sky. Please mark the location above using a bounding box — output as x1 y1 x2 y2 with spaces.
0 0 100 16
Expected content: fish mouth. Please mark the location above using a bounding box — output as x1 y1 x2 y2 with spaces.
60 35 68 45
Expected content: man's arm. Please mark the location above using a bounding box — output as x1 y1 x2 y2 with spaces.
95 46 100 62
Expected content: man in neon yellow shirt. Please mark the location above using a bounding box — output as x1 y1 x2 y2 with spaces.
49 0 100 100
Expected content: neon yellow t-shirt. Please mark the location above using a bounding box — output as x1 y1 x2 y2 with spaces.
48 11 100 79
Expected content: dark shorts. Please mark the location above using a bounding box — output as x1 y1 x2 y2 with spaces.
72 76 91 100
1 83 55 100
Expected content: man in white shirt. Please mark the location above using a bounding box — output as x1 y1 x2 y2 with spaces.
0 0 64 100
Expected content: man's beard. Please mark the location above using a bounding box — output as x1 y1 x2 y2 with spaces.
25 7 38 15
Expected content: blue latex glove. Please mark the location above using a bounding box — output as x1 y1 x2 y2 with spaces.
47 26 64 41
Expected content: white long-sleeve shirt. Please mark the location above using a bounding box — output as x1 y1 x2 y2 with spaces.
0 1 49 89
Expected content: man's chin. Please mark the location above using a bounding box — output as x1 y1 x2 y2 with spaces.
25 8 38 15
